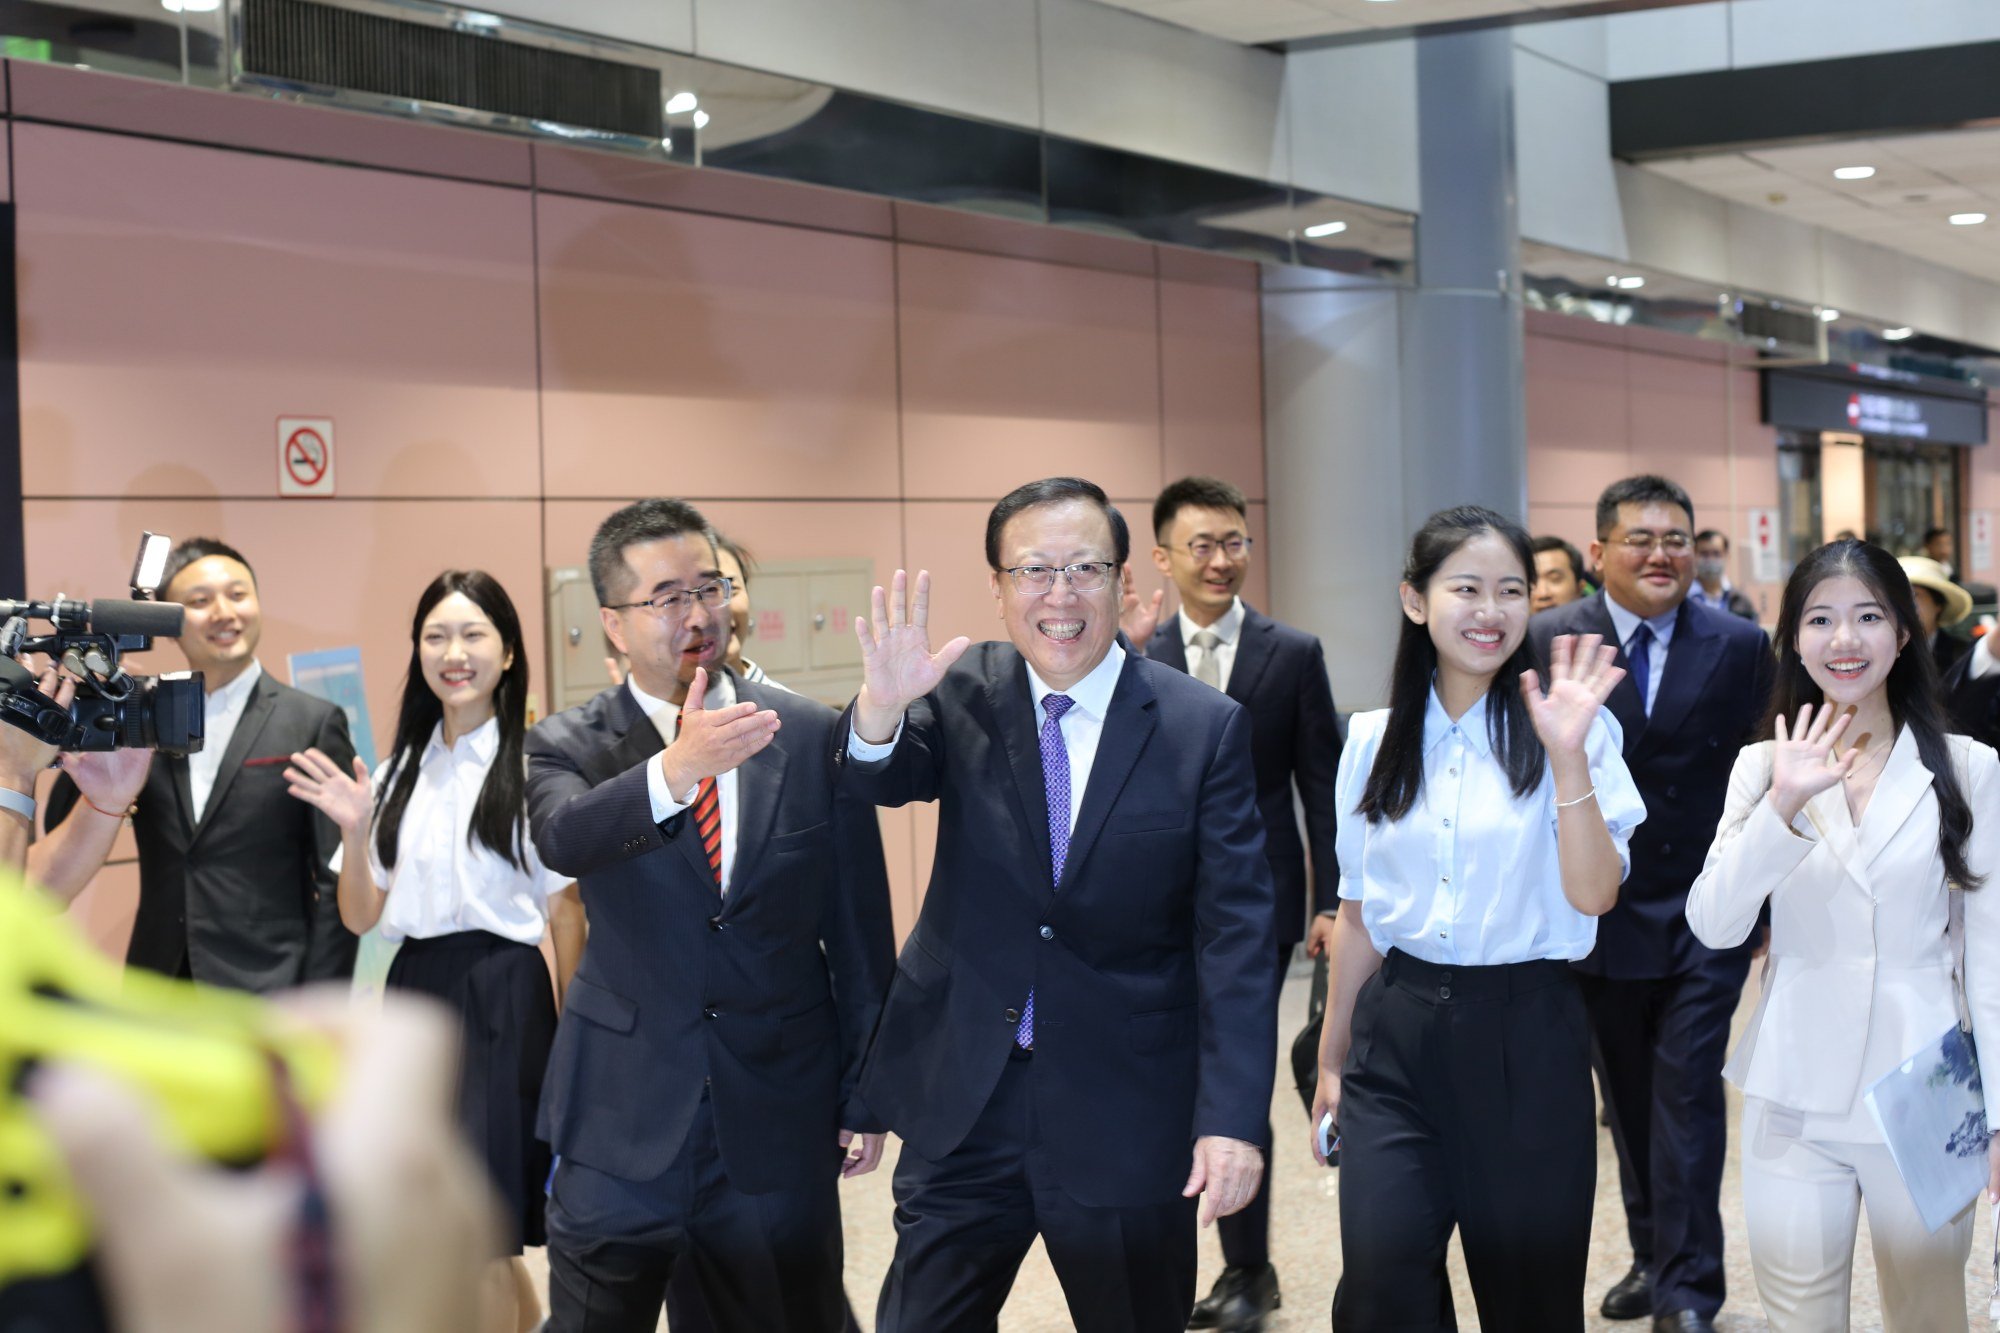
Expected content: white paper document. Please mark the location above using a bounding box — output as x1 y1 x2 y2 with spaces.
1865 1024 1989 1234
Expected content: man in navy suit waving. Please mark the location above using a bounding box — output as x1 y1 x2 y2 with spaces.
1125 476 1340 1333
840 477 1278 1332
1529 475 1774 1333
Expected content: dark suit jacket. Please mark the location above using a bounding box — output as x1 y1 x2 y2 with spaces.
526 675 894 1193
48 670 356 992
836 642 1278 1208
1144 605 1341 950
1530 594 1774 980
1945 646 2000 748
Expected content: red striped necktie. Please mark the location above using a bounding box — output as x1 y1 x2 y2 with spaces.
672 709 724 889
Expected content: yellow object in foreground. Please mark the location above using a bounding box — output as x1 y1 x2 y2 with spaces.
0 869 340 1285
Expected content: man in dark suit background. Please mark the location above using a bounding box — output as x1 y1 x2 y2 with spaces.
1530 476 1774 1333
46 537 357 990
1123 475 1338 1333
526 499 895 1333
840 476 1277 1332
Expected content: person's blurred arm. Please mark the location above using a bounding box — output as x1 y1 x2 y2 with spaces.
29 749 153 903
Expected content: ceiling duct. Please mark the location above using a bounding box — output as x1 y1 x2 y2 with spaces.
233 0 664 145
1731 298 1828 363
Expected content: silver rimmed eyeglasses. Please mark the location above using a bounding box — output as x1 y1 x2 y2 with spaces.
603 577 734 620
1002 562 1117 594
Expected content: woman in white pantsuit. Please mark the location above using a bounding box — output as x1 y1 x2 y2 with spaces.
1687 538 2000 1331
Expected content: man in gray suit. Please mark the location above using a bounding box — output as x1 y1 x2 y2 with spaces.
527 499 895 1333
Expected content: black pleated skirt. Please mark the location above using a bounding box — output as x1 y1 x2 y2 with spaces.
385 930 555 1255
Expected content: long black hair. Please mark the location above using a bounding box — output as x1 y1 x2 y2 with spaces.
1766 538 1980 888
1360 506 1546 823
374 570 532 871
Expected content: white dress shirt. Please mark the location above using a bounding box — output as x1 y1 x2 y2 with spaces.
188 660 264 821
1335 687 1644 967
1605 596 1679 716
1178 597 1245 694
636 673 743 896
847 643 1129 837
1691 580 1736 614
1969 633 1996 681
351 717 569 945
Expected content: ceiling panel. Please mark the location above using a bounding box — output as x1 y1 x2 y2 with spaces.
1085 0 1704 45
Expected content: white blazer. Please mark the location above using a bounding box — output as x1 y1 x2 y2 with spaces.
1686 728 2000 1125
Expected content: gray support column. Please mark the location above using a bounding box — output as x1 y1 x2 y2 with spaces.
1399 27 1527 529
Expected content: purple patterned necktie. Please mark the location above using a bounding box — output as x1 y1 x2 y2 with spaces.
1017 693 1074 1049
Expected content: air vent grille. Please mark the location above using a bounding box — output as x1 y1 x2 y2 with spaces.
240 0 663 140
1736 300 1824 353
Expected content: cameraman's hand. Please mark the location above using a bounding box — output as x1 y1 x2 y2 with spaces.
59 747 153 813
284 749 373 836
31 990 497 1333
0 666 68 793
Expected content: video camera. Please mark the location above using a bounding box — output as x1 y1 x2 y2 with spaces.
0 533 205 756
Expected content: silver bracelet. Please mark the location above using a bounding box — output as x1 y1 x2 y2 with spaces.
0 786 34 822
1554 786 1598 809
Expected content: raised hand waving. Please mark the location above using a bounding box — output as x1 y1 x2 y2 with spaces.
1519 633 1624 758
1767 703 1860 823
853 570 970 742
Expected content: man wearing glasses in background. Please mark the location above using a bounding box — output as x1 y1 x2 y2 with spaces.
1530 475 1774 1333
1119 475 1340 1333
525 499 895 1333
840 476 1277 1331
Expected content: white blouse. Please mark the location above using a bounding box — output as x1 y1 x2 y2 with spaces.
342 717 569 945
1336 687 1645 967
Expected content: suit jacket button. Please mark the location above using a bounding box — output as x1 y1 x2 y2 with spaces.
703 1007 719 1019
1662 842 1674 855
709 916 724 931
1003 1007 1020 1024
1039 925 1054 940
1667 785 1678 799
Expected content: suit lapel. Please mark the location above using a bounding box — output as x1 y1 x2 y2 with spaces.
1225 608 1276 705
1639 602 1726 750
986 653 1056 906
167 753 196 834
582 687 716 886
724 688 788 908
1060 658 1157 891
192 676 278 843
1579 594 1646 743
1853 727 1934 880
1147 623 1188 674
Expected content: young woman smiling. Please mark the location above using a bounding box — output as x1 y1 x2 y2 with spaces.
286 570 584 1333
1686 538 2000 1331
1311 506 1644 1330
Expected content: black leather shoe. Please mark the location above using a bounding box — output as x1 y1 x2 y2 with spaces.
1653 1313 1716 1333
1599 1263 1653 1320
1186 1263 1281 1331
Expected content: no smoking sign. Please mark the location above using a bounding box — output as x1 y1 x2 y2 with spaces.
278 417 336 497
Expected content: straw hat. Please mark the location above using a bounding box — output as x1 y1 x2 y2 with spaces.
1899 556 1973 627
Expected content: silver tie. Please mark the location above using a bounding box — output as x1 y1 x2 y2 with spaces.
1191 629 1223 690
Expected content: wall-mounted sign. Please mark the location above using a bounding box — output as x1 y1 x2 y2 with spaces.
1763 367 1988 446
278 416 337 496
1747 507 1781 584
1973 510 1995 579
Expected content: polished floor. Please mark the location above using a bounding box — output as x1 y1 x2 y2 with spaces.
525 966 2000 1330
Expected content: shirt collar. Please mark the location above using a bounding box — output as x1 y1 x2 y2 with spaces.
628 670 736 733
1604 593 1680 650
1423 682 1493 758
1026 641 1126 722
424 714 500 764
207 659 263 712
1178 597 1245 649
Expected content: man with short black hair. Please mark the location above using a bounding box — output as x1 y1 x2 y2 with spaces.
1688 530 1758 622
1531 476 1773 1333
1531 535 1589 613
529 498 894 1333
46 537 358 989
1924 524 1957 578
843 475 1278 1331
1127 474 1338 1333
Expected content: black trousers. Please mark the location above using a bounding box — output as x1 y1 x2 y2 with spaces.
876 1049 1198 1333
1333 951 1596 1333
545 1092 847 1333
1215 943 1294 1271
1576 953 1749 1319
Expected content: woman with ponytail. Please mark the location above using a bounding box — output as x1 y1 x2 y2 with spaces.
1687 538 2000 1330
285 570 584 1333
1311 506 1644 1330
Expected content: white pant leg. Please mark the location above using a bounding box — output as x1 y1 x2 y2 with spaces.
1741 1099 1863 1331
1853 1140 1974 1333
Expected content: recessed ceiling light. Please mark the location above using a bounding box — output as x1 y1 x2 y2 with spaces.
160 0 221 9
1820 308 1840 322
1303 221 1347 238
665 91 698 115
1951 212 1989 226
1884 327 1915 340
692 110 710 129
1832 166 1875 180
1614 275 1645 290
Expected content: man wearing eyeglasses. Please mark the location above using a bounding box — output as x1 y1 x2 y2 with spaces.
525 498 896 1333
1529 475 1774 1333
838 476 1278 1331
1114 475 1341 1333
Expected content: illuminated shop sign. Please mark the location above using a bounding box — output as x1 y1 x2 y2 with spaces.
1763 367 1988 446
